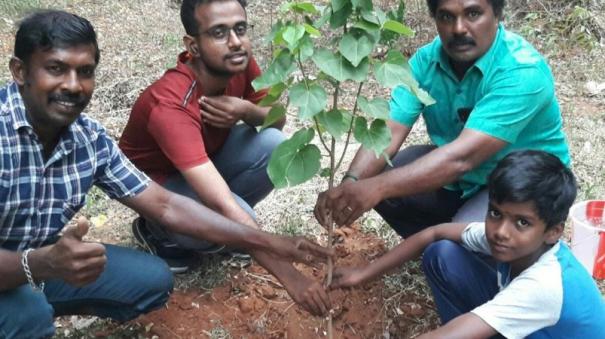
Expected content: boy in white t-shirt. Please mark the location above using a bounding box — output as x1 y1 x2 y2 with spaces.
332 150 605 338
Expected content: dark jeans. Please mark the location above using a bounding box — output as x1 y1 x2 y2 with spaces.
145 124 285 250
0 245 173 339
422 240 498 323
374 145 488 238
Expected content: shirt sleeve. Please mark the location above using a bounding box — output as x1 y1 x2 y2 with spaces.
243 57 268 104
94 133 150 199
471 263 562 339
465 65 554 143
147 103 209 170
460 222 492 254
389 51 426 127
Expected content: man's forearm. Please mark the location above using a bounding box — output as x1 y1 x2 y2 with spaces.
129 187 272 252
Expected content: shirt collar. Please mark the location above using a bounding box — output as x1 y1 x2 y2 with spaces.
431 23 505 76
6 82 33 132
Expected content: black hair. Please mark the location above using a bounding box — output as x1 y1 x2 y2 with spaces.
487 150 577 229
14 10 100 65
180 0 247 36
426 0 505 18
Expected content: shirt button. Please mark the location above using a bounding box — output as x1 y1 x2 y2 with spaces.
456 88 463 94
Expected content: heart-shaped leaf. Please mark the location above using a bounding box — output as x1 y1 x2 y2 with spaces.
312 48 369 82
353 117 392 157
357 96 390 119
252 51 296 90
316 109 352 139
289 82 328 119
268 128 321 188
339 31 375 67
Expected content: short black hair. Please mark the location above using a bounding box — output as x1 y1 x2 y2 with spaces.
487 150 577 229
180 0 247 36
426 0 505 18
14 10 100 65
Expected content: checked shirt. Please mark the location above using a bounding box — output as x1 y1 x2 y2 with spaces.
0 82 149 251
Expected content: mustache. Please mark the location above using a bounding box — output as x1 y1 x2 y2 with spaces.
224 51 247 59
49 93 87 106
448 36 476 48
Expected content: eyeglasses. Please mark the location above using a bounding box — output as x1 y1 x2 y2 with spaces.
199 22 248 43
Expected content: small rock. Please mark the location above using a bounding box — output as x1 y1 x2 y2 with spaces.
238 297 254 313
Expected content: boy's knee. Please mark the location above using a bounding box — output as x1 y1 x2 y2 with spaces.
0 287 55 339
422 240 460 273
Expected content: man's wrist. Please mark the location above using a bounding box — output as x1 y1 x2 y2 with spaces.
342 172 359 183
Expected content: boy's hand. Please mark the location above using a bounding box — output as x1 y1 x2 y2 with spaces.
331 266 367 289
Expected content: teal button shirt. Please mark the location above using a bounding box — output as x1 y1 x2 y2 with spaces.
390 24 570 198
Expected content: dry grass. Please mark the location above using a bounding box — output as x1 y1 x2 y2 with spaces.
1 0 604 337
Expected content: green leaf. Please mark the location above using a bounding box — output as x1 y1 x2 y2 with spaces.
291 2 319 14
351 0 372 11
353 117 392 157
339 31 375 67
268 128 321 188
298 35 315 61
303 23 321 37
353 18 381 33
360 9 381 25
319 167 332 178
312 48 369 82
382 20 414 37
357 96 390 119
331 0 349 12
289 82 328 119
330 3 352 28
316 109 351 139
315 5 332 28
374 51 435 106
252 51 295 90
283 24 306 51
261 104 287 130
258 82 287 106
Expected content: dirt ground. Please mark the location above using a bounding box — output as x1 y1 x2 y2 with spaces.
134 228 436 339
1 0 604 338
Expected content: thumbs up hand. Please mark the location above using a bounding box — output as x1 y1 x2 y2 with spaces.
47 216 107 287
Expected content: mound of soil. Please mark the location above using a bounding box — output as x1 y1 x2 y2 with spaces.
136 228 435 338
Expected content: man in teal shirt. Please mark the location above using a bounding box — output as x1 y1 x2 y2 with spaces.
314 0 570 237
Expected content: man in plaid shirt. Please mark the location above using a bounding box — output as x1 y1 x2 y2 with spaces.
0 10 331 338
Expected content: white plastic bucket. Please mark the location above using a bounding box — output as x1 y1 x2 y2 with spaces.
570 200 605 279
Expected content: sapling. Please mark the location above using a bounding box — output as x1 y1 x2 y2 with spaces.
253 0 434 336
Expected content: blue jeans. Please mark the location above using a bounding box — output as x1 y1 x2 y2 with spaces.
422 240 498 323
0 245 173 339
374 145 489 238
146 124 285 250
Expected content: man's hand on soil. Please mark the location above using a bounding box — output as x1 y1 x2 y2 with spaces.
314 179 380 227
43 216 107 287
285 273 331 316
199 95 251 128
270 235 334 265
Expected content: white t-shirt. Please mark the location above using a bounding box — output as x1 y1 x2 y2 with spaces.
460 222 605 339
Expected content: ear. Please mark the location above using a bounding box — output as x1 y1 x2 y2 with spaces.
9 57 27 86
544 223 564 245
183 35 199 57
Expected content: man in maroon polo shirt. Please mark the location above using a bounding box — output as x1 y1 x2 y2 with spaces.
120 0 332 315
